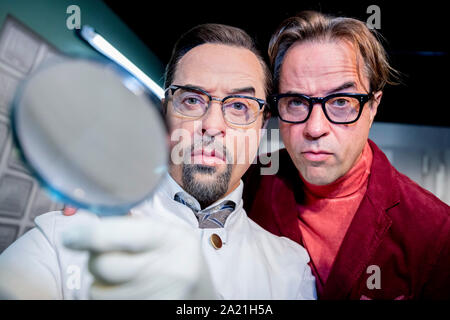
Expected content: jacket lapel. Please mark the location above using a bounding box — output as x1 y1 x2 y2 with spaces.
320 140 398 299
320 195 392 299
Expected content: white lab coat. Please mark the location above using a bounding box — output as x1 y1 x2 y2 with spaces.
0 174 316 300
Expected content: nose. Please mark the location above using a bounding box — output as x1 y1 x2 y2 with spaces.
201 100 226 139
303 103 330 140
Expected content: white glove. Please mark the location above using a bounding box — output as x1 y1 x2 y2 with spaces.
63 216 217 300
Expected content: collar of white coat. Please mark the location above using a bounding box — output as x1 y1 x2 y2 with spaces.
131 173 245 235
164 173 243 211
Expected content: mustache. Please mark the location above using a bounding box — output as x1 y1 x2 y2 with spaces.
188 137 232 163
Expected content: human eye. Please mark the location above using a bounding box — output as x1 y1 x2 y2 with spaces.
223 97 260 124
288 98 307 108
330 97 352 108
280 96 309 113
224 98 253 113
325 95 361 122
178 92 207 111
230 101 248 111
182 95 203 106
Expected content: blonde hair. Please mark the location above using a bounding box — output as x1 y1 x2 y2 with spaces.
269 11 399 92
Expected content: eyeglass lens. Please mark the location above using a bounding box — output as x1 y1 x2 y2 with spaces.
278 95 361 123
171 87 261 125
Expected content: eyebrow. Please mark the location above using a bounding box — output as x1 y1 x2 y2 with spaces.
326 82 357 95
181 84 255 96
181 84 207 92
283 81 357 97
229 86 256 96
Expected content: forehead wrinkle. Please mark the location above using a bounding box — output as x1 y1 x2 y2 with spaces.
279 40 368 95
177 76 258 98
173 44 265 98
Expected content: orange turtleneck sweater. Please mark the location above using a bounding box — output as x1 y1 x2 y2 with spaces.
297 142 373 290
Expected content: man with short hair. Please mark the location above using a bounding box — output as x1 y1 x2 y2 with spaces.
243 11 450 299
0 23 316 300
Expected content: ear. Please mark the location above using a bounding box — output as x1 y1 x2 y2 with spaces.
369 90 382 126
161 98 168 115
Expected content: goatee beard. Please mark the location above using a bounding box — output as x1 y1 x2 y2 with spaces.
181 163 232 209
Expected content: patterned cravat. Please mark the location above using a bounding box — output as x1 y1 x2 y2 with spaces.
174 192 235 228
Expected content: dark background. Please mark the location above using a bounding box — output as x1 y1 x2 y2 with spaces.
103 0 448 127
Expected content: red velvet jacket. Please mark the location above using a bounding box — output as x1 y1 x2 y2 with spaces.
243 139 450 299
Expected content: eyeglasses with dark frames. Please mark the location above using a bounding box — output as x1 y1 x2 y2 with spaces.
165 85 266 126
271 92 373 124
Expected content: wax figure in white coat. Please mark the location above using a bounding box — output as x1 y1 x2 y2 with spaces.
0 24 316 300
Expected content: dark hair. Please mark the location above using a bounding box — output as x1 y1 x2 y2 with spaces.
269 11 399 93
164 23 272 119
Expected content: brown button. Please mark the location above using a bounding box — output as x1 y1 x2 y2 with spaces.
210 233 222 250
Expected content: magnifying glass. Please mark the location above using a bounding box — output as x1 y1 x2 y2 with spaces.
10 56 168 216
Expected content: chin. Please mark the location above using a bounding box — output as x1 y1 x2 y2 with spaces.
195 163 227 174
302 167 338 186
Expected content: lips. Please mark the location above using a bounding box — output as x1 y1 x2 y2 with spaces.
301 150 333 162
191 148 226 165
